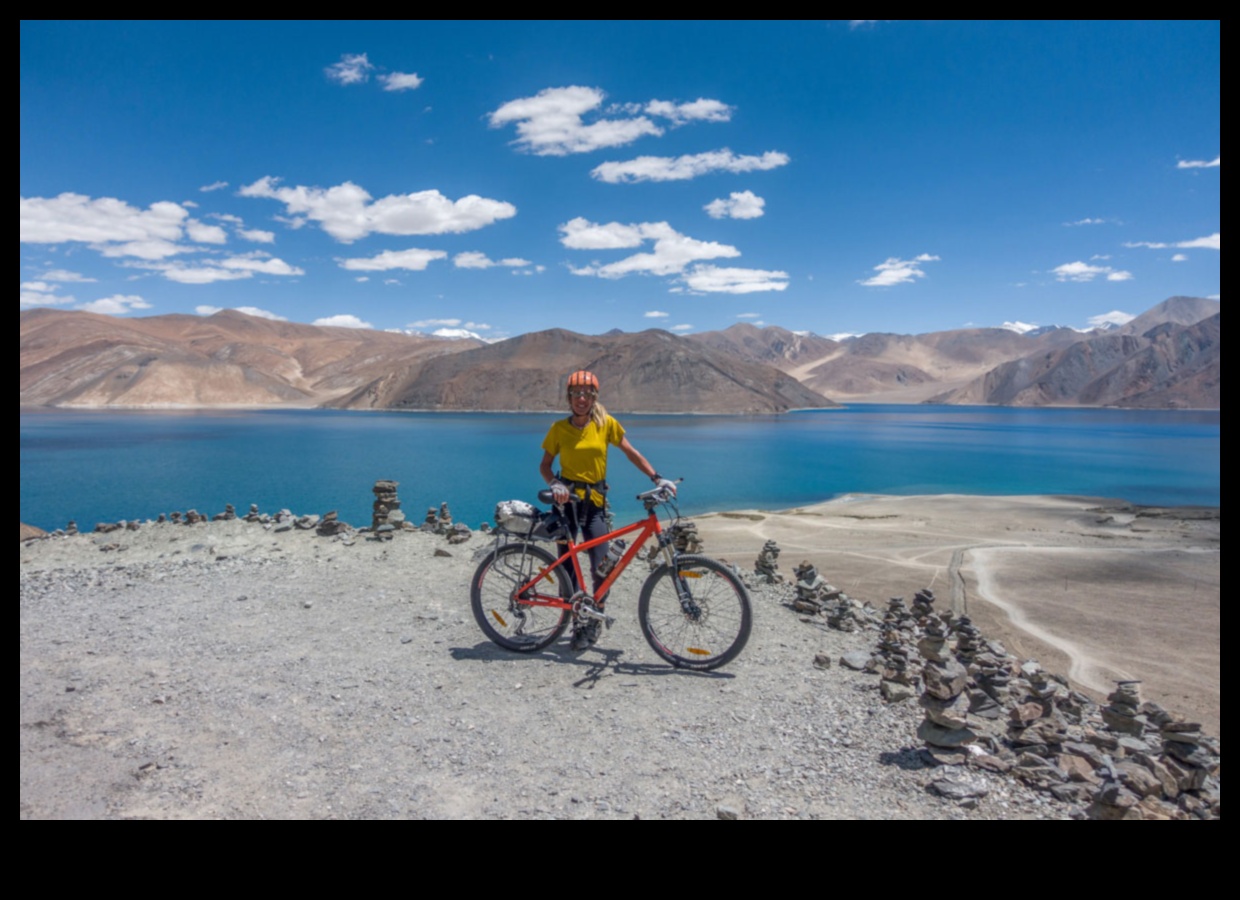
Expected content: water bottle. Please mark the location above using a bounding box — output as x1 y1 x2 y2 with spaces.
597 539 626 576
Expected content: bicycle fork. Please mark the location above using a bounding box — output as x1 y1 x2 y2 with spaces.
658 536 703 622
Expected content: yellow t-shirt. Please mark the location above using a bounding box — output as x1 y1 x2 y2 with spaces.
542 415 626 506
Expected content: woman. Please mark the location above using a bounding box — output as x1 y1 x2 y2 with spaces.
539 370 677 650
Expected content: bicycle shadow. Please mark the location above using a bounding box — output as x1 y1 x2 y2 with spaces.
449 640 737 685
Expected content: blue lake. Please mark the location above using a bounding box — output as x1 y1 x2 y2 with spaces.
19 405 1220 532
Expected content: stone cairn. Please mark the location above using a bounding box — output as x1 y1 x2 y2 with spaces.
668 520 703 554
316 510 352 536
421 507 438 532
848 587 1223 818
791 560 827 614
243 503 262 523
872 597 921 701
447 522 473 544
213 503 237 522
753 539 783 584
916 594 978 765
371 480 401 531
435 502 453 535
823 585 873 633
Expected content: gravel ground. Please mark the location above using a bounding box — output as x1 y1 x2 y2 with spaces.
20 520 1071 819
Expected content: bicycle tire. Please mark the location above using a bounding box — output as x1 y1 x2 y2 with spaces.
470 542 572 652
638 554 752 670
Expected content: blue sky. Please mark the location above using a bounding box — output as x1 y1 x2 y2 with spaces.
21 20 1219 341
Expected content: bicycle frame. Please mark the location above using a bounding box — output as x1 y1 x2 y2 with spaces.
513 505 669 608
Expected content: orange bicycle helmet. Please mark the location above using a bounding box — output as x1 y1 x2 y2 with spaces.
567 370 600 391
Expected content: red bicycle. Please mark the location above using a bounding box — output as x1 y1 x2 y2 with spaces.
470 484 752 670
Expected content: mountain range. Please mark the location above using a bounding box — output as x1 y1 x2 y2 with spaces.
19 296 1219 413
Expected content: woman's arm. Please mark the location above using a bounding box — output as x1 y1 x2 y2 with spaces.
539 450 557 485
540 451 569 503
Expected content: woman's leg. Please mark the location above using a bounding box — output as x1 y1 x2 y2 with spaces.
581 502 611 604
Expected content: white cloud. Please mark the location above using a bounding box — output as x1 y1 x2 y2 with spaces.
314 314 373 329
238 228 275 243
559 217 647 250
644 310 669 318
37 268 96 283
489 86 732 156
489 86 662 156
562 220 740 278
592 149 790 184
411 318 461 328
1124 232 1220 251
186 220 228 244
239 176 516 242
380 71 423 91
21 193 187 244
157 266 253 284
859 254 940 287
432 327 486 339
704 190 766 219
452 251 534 270
339 247 448 271
1171 253 1188 262
20 281 76 308
217 254 304 276
1051 260 1134 282
645 98 733 124
326 53 373 85
128 253 303 284
95 239 191 260
1088 310 1136 328
678 264 789 294
736 312 761 319
1064 217 1106 226
1177 234 1220 250
199 181 229 192
670 324 694 332
195 304 288 321
1177 156 1219 169
77 294 152 315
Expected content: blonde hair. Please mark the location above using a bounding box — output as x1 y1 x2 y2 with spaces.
566 387 608 428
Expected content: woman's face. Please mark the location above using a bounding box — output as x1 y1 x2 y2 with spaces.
568 387 596 418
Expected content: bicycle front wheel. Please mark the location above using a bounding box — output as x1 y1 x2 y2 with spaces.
470 542 572 652
638 554 752 670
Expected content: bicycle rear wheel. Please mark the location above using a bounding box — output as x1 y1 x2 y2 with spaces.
471 542 572 652
638 554 752 670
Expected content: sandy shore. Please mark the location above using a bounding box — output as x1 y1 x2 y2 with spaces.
693 494 1220 737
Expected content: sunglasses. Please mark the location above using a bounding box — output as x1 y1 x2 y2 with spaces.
568 389 597 399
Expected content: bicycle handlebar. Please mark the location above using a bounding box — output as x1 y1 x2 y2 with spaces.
535 478 682 507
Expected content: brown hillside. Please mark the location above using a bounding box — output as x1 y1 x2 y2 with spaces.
20 308 480 408
333 328 835 414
